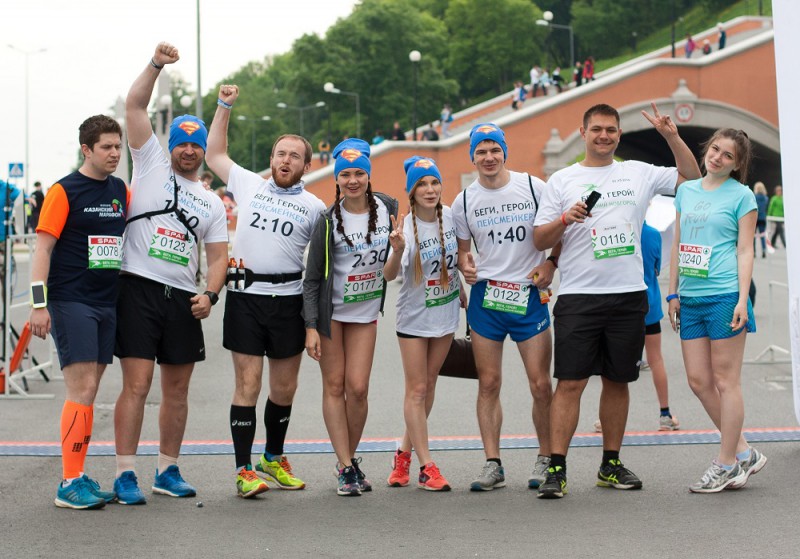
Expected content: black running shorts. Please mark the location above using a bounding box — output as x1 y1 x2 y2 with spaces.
223 291 305 359
553 291 647 383
115 274 205 365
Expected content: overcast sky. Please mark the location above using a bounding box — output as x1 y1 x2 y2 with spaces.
1 0 359 190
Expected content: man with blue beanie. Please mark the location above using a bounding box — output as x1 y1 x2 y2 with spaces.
112 42 228 505
451 123 558 491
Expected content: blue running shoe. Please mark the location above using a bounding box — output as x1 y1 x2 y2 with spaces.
55 477 106 510
114 471 147 505
82 475 116 504
152 465 197 498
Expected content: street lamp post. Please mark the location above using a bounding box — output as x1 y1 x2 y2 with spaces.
276 101 326 137
236 115 271 171
409 50 421 141
323 82 361 139
535 11 574 72
7 44 47 193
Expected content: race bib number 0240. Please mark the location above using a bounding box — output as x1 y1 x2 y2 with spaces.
482 280 530 315
678 243 712 278
343 270 384 304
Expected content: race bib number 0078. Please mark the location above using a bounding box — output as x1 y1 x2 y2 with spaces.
88 236 123 269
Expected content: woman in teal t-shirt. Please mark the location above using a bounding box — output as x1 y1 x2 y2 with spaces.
667 128 766 494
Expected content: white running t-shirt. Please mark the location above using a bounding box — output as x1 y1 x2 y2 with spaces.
534 160 677 295
331 198 392 323
395 207 460 337
122 134 228 291
227 164 325 296
451 170 546 284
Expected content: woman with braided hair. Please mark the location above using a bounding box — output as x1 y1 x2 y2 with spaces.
384 156 464 491
303 138 398 496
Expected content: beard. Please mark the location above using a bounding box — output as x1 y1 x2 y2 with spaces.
272 165 305 189
171 152 203 176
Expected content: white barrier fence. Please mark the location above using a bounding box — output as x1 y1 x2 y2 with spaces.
1 233 57 399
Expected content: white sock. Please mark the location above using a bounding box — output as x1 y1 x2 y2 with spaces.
116 454 136 478
157 452 178 475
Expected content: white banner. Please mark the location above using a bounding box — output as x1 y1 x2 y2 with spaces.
773 0 800 425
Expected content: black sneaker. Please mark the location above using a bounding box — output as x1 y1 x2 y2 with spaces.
596 459 642 490
537 466 567 499
351 456 372 492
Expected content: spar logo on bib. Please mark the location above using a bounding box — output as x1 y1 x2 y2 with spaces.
178 121 201 135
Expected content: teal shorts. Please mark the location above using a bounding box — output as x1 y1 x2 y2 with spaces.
679 292 756 341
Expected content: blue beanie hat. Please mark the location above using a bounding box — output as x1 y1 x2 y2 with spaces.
469 123 507 161
404 156 442 194
169 115 208 153
333 138 371 177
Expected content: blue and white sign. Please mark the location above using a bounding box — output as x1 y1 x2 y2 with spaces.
8 163 24 178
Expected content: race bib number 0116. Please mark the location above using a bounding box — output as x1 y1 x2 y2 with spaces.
482 280 530 315
425 274 460 308
678 243 712 278
343 270 384 303
592 223 635 259
88 236 123 269
148 226 194 266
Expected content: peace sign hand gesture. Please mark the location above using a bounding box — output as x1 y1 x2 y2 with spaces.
641 102 678 140
389 213 406 253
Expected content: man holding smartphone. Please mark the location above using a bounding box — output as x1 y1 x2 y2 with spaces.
533 103 700 499
30 115 129 509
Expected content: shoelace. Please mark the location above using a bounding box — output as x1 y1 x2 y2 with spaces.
279 457 294 475
240 469 259 482
424 464 442 480
119 474 138 490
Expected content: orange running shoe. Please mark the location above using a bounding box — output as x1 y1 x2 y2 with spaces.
419 462 451 491
387 450 412 487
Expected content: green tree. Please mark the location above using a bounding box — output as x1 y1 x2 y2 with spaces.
444 0 544 98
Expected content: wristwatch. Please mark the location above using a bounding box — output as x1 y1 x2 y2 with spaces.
204 290 219 305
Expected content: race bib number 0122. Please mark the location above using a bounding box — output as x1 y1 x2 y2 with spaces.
482 280 530 315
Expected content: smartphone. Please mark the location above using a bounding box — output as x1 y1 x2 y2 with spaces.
584 191 602 214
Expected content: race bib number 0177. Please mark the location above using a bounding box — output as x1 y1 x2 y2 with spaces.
343 270 384 303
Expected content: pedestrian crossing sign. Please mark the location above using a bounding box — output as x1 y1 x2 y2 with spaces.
8 163 24 178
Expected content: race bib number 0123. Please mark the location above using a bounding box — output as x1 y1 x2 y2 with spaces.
482 280 530 315
343 270 384 303
148 226 194 266
678 243 712 278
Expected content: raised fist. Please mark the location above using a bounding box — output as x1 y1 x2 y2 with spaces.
218 85 240 105
153 42 180 67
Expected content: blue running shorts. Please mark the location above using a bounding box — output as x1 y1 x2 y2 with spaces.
467 280 550 342
679 292 756 341
50 300 116 368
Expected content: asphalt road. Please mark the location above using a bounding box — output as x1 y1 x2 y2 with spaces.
0 246 796 558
